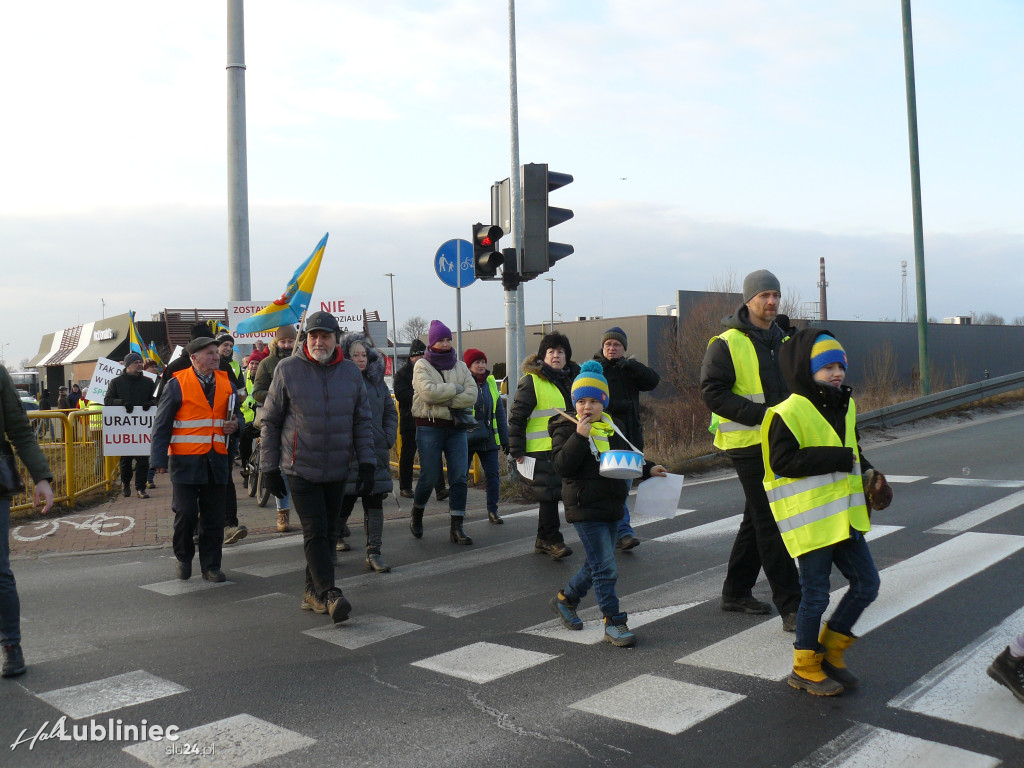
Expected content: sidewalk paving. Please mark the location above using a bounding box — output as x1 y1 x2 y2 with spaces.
9 474 519 559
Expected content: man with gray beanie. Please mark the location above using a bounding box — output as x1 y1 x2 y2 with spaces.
700 269 802 631
105 352 157 498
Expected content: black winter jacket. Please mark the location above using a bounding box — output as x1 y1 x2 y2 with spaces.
253 342 290 405
700 305 789 457
592 353 659 450
339 334 398 497
393 358 416 434
766 327 873 478
1 365 53 497
104 372 157 408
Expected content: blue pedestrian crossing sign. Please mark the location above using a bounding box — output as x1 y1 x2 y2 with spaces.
434 239 475 289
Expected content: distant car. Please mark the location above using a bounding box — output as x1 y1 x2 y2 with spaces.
20 395 38 412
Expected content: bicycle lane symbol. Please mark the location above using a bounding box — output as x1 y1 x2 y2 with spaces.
12 511 136 541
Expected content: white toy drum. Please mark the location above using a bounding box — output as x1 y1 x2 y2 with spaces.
599 449 644 479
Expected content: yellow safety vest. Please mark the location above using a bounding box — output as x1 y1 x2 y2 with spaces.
524 374 567 452
484 375 500 446
761 394 869 558
240 377 256 424
708 328 766 450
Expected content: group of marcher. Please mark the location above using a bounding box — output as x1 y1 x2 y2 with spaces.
3 275 1024 708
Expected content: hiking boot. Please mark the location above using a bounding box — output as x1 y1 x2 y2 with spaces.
603 614 637 647
1 644 26 677
720 595 772 615
175 560 192 580
410 506 424 538
366 553 391 573
136 489 150 499
987 646 1024 704
301 589 326 614
782 612 798 633
436 488 450 501
400 489 414 499
535 539 572 559
616 535 640 551
819 623 859 689
550 591 583 630
277 509 290 533
122 484 131 498
224 525 247 545
202 569 227 583
789 647 844 696
325 589 352 623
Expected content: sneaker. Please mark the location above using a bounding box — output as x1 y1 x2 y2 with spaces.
146 481 156 489
202 569 227 583
1 644 26 677
175 560 192 580
987 647 1024 704
400 489 414 499
301 589 327 614
325 589 352 623
550 592 583 630
720 595 772 615
616 535 640 551
224 525 248 545
782 612 798 632
136 489 150 499
436 488 450 501
603 615 637 647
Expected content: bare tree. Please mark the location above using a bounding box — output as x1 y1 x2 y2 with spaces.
399 315 429 342
1013 317 1024 326
974 312 1005 326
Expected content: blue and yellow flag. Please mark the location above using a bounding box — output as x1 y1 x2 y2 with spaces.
236 233 328 336
128 311 146 356
146 341 163 369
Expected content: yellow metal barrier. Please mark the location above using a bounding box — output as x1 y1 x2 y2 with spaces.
8 409 113 513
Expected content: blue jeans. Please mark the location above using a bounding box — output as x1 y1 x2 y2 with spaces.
414 426 468 515
795 529 880 650
615 479 634 539
276 472 291 513
565 520 620 618
468 447 500 515
1 499 22 646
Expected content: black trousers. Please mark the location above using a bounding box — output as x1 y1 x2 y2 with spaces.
288 475 344 599
537 499 565 544
399 427 446 493
171 482 226 573
119 456 149 491
722 453 802 615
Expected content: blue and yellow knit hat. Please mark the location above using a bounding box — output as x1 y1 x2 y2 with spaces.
572 360 610 406
810 333 847 375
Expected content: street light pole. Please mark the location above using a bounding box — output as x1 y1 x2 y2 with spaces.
384 272 398 381
545 278 555 337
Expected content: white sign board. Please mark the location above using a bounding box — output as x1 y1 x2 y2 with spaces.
101 405 154 457
85 357 123 402
228 297 364 343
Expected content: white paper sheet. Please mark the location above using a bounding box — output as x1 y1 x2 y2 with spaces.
633 473 685 519
517 456 537 481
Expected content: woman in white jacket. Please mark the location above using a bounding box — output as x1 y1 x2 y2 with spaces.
410 320 477 544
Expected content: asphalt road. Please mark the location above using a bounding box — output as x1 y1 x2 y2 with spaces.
5 407 1024 768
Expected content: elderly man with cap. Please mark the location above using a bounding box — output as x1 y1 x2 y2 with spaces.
150 337 243 582
700 269 802 631
105 352 157 498
253 323 298 531
259 311 375 623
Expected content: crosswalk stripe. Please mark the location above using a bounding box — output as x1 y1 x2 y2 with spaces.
20 636 99 666
928 489 1024 535
140 579 234 595
888 605 1024 739
885 475 928 483
935 478 1024 488
677 532 1024 681
123 713 315 767
791 723 1000 768
526 604 704 645
569 674 745 734
230 562 305 578
411 642 559 683
303 613 424 650
650 515 742 543
38 670 187 719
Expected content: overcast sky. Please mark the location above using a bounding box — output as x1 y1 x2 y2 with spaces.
2 0 1021 367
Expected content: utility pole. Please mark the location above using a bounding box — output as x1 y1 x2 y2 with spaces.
227 0 252 303
505 0 524 384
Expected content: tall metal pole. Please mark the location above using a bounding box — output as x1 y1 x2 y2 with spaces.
455 241 464 357
901 0 930 394
505 0 524 383
227 0 251 303
384 272 398 379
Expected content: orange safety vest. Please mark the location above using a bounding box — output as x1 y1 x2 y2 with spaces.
168 368 231 456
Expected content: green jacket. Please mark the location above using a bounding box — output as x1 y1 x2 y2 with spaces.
1 365 53 497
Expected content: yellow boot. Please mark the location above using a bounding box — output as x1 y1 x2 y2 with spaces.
819 623 859 689
789 648 844 696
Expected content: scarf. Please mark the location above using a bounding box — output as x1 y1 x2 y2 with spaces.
587 416 616 458
425 346 457 371
471 370 489 385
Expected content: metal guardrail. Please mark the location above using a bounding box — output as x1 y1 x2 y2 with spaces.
857 371 1024 429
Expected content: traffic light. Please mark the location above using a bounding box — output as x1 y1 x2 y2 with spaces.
520 163 573 279
472 222 504 280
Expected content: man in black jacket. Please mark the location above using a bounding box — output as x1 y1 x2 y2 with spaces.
105 353 157 499
393 338 448 501
699 269 801 631
593 326 660 550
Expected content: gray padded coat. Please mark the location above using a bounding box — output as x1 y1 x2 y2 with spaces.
339 334 398 496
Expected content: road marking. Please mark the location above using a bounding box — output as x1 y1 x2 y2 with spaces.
935 478 1024 488
230 562 304 578
303 613 424 650
140 579 235 595
885 475 928 483
650 515 741 543
411 641 558 684
888 605 1024 739
234 592 290 604
569 674 744 735
21 636 99 665
38 670 187 719
404 594 521 619
791 723 1000 768
124 713 315 767
677 532 1024 681
928 489 1024 535
526 604 703 645
226 536 303 554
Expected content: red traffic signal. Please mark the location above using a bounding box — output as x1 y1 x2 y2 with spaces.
473 223 505 280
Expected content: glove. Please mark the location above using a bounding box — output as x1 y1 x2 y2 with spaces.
356 463 375 497
453 384 465 395
124 404 134 414
263 470 287 499
863 469 893 512
142 404 152 412
501 442 510 456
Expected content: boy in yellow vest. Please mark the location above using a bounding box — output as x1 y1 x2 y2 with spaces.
762 330 891 696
